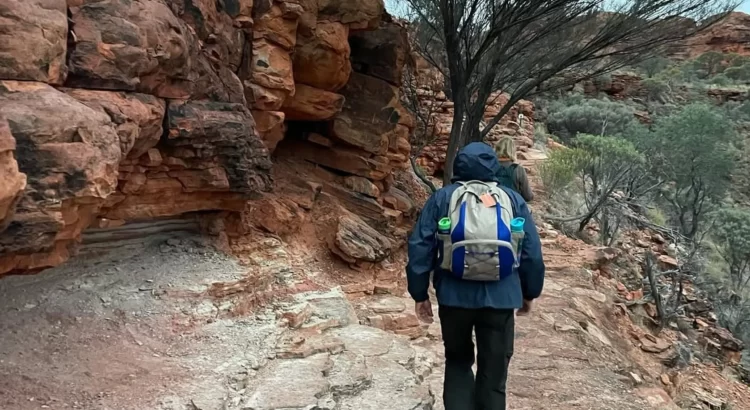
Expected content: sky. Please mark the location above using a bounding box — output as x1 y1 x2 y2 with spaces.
740 1 750 12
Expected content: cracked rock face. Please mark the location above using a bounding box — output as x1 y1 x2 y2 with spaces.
243 290 436 410
0 0 419 274
0 119 26 234
0 0 68 84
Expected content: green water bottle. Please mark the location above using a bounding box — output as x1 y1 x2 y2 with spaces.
438 217 451 235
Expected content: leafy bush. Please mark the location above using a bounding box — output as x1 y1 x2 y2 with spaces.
543 133 644 243
546 96 637 143
540 147 583 192
724 64 750 82
646 207 668 226
641 77 670 102
638 56 670 78
710 73 733 86
724 100 750 123
713 208 750 293
729 54 750 68
693 51 727 79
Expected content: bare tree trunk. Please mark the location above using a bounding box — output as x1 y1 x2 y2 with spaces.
443 104 465 185
410 156 438 193
645 252 667 329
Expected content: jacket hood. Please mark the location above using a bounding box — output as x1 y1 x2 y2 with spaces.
451 142 501 183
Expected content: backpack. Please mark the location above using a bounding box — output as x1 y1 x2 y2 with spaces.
437 181 524 281
496 163 518 190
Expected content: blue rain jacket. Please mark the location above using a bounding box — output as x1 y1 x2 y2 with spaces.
406 142 545 309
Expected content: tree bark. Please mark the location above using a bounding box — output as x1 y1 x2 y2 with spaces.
410 156 438 193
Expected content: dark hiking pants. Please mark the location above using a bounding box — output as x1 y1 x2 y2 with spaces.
439 305 515 410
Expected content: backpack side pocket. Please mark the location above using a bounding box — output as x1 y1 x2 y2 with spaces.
510 230 525 267
438 233 452 271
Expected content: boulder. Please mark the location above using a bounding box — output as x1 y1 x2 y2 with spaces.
253 0 303 50
343 176 381 198
639 334 671 354
0 0 68 84
164 100 273 194
332 213 392 263
296 0 319 36
65 89 166 160
245 82 289 111
251 196 306 237
0 120 27 232
705 327 744 352
252 110 287 152
0 81 121 273
166 0 246 70
68 0 245 103
382 187 414 215
332 73 404 155
318 0 384 30
285 139 391 180
293 22 351 91
240 38 295 110
224 0 254 28
101 100 273 221
349 21 409 86
658 255 679 269
282 84 346 121
322 183 388 227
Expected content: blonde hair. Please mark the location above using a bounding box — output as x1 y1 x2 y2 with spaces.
494 136 517 162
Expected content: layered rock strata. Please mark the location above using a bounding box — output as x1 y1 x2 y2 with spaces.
0 0 413 273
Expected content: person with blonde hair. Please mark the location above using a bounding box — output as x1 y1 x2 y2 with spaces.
494 136 533 202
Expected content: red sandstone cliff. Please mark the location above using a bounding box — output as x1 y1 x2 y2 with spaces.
681 12 750 58
0 0 414 274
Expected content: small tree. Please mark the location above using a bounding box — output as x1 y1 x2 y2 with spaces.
723 63 750 82
638 56 670 78
402 0 733 184
572 134 644 239
652 104 738 238
543 134 644 243
540 146 585 192
714 208 750 296
641 77 672 103
693 51 727 78
401 55 442 192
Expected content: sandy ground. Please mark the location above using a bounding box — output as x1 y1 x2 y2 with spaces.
0 228 673 410
1 149 746 409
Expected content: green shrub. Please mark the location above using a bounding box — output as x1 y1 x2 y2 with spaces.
540 147 583 192
638 56 670 78
652 103 738 237
724 100 750 123
641 77 670 102
533 123 549 144
710 74 733 86
713 207 750 293
645 207 668 226
546 97 637 143
724 64 750 82
694 51 727 78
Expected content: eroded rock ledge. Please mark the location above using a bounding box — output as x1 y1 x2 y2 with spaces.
0 0 415 274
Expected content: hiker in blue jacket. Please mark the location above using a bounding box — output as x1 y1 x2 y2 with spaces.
406 142 545 410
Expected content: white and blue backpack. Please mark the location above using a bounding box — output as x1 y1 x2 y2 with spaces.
437 181 524 281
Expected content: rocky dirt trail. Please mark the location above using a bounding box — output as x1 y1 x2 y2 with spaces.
0 149 694 410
